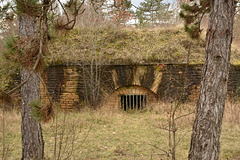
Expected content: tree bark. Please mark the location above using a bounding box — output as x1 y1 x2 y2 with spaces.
19 14 44 160
188 1 235 160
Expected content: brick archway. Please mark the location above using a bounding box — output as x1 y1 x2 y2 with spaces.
104 85 157 109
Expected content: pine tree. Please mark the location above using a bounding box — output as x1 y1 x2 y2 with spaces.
16 0 47 158
179 0 210 39
180 0 236 159
136 0 172 27
110 0 133 25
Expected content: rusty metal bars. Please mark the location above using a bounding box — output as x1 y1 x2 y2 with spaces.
119 94 148 111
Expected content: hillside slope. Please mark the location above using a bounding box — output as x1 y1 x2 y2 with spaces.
46 27 208 65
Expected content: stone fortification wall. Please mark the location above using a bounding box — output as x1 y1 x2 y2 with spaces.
40 64 240 109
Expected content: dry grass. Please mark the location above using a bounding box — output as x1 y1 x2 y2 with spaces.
46 26 207 66
0 108 22 158
46 25 240 66
0 102 240 159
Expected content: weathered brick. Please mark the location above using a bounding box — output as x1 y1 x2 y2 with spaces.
39 64 240 109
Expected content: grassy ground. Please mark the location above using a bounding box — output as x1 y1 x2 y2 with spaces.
0 102 240 160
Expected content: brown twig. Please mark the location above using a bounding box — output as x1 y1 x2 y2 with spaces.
148 144 170 157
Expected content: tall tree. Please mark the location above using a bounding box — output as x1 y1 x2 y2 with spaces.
136 0 172 26
187 0 236 159
18 1 45 159
110 0 133 25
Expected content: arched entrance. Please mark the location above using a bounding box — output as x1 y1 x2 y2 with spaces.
104 85 157 110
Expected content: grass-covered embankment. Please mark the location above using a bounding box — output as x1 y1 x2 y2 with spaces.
46 26 206 65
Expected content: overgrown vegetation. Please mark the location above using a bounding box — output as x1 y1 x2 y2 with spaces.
46 26 240 66
0 102 240 159
46 26 206 65
1 26 240 94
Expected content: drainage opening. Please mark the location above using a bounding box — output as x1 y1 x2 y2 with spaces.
119 94 148 111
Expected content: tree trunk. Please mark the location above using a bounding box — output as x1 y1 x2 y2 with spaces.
19 14 44 160
188 1 235 160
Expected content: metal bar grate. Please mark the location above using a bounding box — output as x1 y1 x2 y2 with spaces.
119 94 148 111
